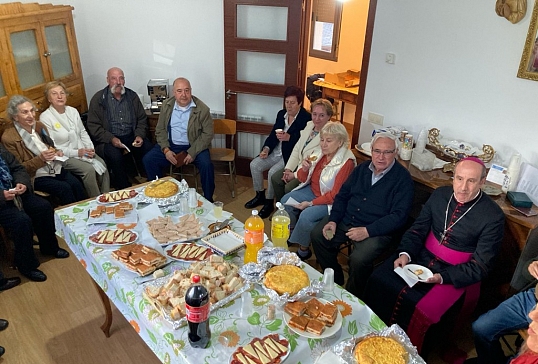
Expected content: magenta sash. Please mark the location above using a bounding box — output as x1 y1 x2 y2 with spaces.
407 231 481 356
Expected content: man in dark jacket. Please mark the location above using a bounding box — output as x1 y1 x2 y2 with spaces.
87 67 153 189
311 132 414 297
0 144 69 282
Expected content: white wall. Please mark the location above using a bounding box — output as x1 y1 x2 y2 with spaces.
362 0 538 166
0 0 226 113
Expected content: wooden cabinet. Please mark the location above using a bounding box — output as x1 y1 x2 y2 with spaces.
0 2 87 118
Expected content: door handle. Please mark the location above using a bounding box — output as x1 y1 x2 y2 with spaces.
43 51 51 57
225 89 237 100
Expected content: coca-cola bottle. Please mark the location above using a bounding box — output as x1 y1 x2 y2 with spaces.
185 275 211 348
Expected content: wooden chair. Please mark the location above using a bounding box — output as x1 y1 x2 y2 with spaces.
170 163 200 191
210 118 237 197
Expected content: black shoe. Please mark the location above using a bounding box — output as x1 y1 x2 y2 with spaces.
0 345 4 357
0 319 8 331
258 202 275 219
245 190 266 209
54 248 70 259
295 248 313 261
0 277 21 291
20 269 47 282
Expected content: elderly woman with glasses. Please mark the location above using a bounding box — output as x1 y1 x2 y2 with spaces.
281 122 356 260
1 95 86 205
40 81 110 198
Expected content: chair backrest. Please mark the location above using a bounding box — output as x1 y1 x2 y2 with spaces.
0 118 13 139
213 118 236 135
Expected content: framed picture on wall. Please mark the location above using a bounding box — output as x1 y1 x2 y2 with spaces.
518 0 538 80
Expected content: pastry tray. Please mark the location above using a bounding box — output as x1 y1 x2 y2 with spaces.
200 228 245 256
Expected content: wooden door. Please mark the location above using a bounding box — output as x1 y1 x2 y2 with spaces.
223 0 309 174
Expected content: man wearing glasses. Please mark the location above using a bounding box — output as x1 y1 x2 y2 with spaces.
311 132 414 298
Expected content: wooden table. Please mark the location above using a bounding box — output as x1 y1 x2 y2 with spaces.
53 179 412 363
353 149 538 294
313 80 358 123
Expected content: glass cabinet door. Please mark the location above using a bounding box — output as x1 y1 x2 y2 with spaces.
10 29 45 89
44 24 73 79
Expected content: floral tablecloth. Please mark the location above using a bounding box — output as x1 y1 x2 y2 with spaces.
54 187 387 364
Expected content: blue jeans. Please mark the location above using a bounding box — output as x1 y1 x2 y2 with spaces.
472 288 535 364
282 186 329 247
143 144 215 201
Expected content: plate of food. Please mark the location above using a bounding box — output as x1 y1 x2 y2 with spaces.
165 242 213 262
230 334 290 364
283 297 342 339
404 264 433 282
146 213 207 246
97 189 138 204
143 255 245 325
355 142 371 156
87 201 138 225
111 243 168 276
89 229 138 247
353 335 410 364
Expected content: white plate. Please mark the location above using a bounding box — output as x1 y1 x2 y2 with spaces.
229 335 290 363
96 190 138 204
201 228 245 256
164 242 213 262
355 142 371 156
404 264 433 282
283 298 343 339
88 229 138 247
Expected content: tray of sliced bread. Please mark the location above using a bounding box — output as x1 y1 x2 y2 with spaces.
146 214 207 245
230 334 290 364
111 243 168 276
143 255 248 329
283 297 342 338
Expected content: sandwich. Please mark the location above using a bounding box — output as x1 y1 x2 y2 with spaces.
308 154 318 162
318 302 338 326
305 298 323 318
288 315 310 331
305 319 325 336
284 301 306 316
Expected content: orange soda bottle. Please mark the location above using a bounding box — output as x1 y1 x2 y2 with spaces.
243 210 265 264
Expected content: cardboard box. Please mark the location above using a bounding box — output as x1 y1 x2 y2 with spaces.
325 70 360 88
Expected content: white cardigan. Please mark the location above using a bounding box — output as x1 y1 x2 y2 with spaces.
285 121 320 172
40 105 94 158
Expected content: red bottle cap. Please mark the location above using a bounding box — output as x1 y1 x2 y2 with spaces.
192 275 200 283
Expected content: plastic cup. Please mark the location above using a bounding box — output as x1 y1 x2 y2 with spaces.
322 268 335 292
180 197 189 213
213 201 223 219
188 188 197 208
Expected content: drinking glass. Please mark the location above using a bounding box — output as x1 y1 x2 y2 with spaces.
213 201 223 218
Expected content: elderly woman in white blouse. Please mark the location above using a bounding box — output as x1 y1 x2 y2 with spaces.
40 81 109 197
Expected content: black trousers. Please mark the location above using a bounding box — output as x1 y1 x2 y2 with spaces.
0 192 59 272
311 215 393 298
102 133 153 190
